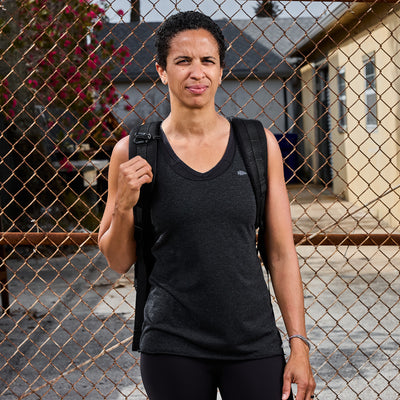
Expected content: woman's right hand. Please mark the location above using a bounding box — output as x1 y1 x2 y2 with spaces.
98 137 153 273
115 155 153 212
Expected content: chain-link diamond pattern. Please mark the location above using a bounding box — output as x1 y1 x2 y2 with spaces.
1 1 399 398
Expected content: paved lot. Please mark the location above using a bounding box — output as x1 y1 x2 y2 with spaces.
1 185 399 399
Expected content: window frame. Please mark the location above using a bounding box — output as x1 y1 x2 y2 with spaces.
363 55 378 132
337 67 347 132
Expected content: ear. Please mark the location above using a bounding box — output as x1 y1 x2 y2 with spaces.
156 62 167 85
219 67 223 85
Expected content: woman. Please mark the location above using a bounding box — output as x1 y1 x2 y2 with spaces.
99 11 315 400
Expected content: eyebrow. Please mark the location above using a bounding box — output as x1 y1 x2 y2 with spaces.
173 55 218 61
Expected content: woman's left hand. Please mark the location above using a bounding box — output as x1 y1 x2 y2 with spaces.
281 345 316 400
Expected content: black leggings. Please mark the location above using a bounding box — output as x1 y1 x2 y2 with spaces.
140 352 293 400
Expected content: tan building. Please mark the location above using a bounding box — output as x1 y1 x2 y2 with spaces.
293 3 400 229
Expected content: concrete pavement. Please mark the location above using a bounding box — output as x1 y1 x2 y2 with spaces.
1 184 399 399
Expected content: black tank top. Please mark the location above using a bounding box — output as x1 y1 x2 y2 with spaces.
139 127 283 360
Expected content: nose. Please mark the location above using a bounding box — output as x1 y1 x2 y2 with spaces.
189 62 205 80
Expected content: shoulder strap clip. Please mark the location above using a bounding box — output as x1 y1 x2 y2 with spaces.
133 131 152 144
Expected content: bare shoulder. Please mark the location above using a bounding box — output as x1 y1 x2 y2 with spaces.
264 128 279 148
110 135 130 166
261 127 286 184
263 128 282 160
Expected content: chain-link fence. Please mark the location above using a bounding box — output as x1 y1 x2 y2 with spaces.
1 0 400 398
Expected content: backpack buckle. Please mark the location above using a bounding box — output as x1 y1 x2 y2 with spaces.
133 132 152 144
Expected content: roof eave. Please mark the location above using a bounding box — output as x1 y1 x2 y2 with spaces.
289 2 370 57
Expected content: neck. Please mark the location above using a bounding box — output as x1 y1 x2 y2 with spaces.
164 107 223 138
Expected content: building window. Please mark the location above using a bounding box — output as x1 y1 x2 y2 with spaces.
364 55 377 131
338 67 347 131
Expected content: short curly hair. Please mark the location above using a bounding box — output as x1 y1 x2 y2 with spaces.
155 11 226 70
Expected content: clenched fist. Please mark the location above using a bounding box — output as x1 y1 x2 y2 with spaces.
115 156 153 212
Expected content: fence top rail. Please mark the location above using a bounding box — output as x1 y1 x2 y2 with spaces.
0 232 98 247
293 233 400 246
1 232 400 247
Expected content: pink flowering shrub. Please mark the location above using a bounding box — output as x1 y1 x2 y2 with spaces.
0 0 130 151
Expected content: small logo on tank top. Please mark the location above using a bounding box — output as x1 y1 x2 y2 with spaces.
237 170 247 176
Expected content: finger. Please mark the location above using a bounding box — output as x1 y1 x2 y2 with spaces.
308 378 317 400
121 162 153 184
295 388 306 400
124 155 151 169
293 379 309 400
136 173 153 186
116 173 152 210
124 173 152 194
300 377 316 400
281 374 292 400
135 163 153 180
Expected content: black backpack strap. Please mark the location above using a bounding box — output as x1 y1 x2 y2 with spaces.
129 121 161 192
128 121 161 350
230 117 268 266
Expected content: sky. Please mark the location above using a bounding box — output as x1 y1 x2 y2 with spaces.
101 0 333 22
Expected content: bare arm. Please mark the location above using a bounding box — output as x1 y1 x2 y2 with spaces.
98 136 153 274
263 129 315 400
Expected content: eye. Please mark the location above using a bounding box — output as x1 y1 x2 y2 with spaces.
176 58 190 65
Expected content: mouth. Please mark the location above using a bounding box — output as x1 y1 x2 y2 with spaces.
186 85 208 95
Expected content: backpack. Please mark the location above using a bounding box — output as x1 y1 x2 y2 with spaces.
128 117 268 350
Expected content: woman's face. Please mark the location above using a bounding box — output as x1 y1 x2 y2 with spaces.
156 29 223 111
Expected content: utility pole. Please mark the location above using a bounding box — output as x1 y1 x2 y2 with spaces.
130 0 140 22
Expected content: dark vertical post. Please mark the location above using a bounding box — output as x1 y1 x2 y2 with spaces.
130 0 140 22
0 116 10 313
0 244 8 314
0 206 9 312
